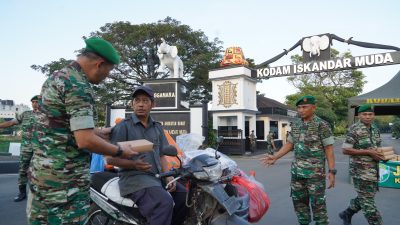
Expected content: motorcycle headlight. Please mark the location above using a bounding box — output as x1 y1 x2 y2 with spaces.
193 163 223 181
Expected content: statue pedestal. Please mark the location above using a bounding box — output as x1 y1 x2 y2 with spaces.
139 78 189 110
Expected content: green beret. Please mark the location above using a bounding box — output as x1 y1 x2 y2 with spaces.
30 95 40 101
84 37 120 64
358 104 374 113
295 95 316 106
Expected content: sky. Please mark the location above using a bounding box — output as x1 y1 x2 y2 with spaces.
1 0 399 108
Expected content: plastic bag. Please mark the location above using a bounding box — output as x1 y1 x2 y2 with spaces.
182 148 237 172
176 133 205 152
90 153 105 173
232 175 270 223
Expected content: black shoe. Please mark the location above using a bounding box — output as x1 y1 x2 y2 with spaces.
14 192 26 202
14 184 27 202
339 208 356 225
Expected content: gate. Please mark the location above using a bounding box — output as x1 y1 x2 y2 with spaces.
216 129 245 155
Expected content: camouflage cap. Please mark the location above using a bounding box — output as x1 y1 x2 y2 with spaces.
295 95 316 106
30 95 40 101
358 104 374 113
84 37 120 64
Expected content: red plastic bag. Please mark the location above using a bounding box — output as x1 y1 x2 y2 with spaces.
232 175 270 223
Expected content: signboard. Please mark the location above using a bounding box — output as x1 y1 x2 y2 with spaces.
379 160 400 189
146 82 177 109
150 112 190 139
257 51 400 79
366 98 400 104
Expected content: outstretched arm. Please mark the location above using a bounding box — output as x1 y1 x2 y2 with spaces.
261 142 293 166
0 120 18 128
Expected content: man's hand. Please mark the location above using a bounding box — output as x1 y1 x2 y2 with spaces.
165 176 176 192
119 144 139 159
131 155 152 171
368 148 385 161
95 127 113 140
327 173 335 189
260 154 277 166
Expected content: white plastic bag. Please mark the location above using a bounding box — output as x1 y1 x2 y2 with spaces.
182 148 238 172
176 133 205 152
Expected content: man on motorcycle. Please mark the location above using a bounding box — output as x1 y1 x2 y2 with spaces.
107 85 187 225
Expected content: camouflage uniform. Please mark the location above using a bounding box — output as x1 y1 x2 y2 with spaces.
266 133 274 154
15 110 38 186
249 132 256 151
342 121 382 225
27 61 96 225
287 115 334 225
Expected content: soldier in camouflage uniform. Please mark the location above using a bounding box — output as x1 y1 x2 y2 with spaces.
0 95 40 202
266 131 276 155
261 95 336 225
27 37 138 225
340 104 384 225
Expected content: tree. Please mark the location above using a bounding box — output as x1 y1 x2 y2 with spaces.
285 49 366 127
32 17 224 124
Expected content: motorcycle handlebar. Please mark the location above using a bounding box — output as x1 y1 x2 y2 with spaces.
156 169 179 178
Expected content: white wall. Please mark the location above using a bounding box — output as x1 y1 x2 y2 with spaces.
243 79 257 111
110 109 126 126
190 107 203 136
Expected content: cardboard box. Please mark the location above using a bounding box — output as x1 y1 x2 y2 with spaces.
392 155 400 162
377 147 394 153
378 150 395 156
118 139 154 153
382 154 396 160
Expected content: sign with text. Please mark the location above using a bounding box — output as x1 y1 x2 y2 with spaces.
150 112 190 140
366 98 400 104
146 82 177 109
379 161 400 189
257 51 400 79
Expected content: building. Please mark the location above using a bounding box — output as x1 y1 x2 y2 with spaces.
209 66 297 154
256 95 297 142
0 99 30 119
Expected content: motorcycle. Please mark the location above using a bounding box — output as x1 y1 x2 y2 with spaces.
85 139 251 225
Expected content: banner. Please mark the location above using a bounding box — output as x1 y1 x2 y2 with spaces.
257 51 400 79
379 160 400 188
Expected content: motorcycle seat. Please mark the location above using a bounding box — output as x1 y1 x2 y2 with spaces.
101 177 137 208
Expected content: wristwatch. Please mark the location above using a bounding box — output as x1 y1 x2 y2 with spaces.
114 145 123 157
328 169 337 175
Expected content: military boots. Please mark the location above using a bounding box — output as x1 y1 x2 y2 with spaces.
339 208 356 225
13 184 26 202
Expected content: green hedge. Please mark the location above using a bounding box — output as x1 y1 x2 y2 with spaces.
0 136 21 153
0 141 10 153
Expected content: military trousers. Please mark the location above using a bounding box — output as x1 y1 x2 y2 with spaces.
349 178 382 225
27 186 90 225
291 176 328 225
18 146 33 186
266 143 274 155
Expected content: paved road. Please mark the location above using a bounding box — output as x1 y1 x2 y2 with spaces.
0 134 399 225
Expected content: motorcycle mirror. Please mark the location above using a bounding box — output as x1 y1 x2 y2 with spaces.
217 136 224 144
215 136 223 159
161 145 178 157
